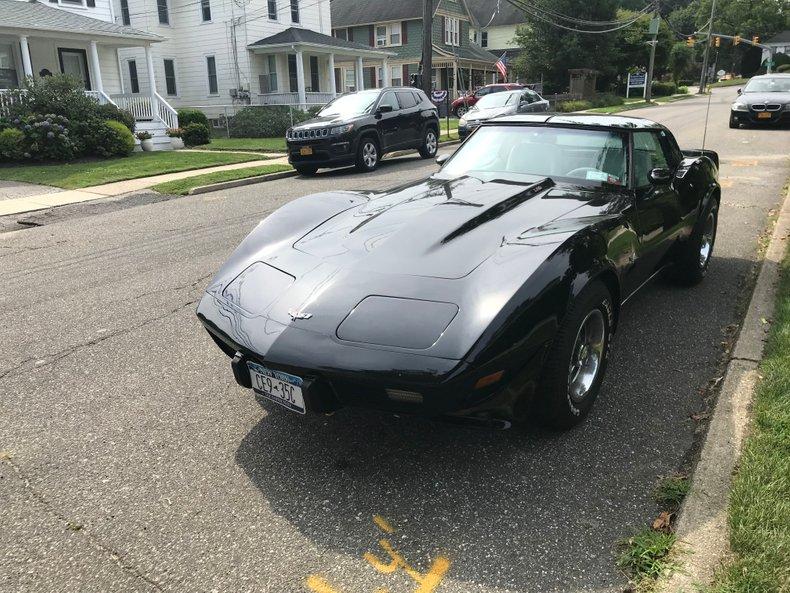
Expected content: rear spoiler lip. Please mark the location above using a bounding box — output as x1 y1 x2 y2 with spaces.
682 148 719 169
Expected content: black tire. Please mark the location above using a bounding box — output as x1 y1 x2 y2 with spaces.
295 165 317 176
355 135 379 172
535 281 614 430
418 127 439 159
672 201 718 285
729 114 739 129
454 105 468 118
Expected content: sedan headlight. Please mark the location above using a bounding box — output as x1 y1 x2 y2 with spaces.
732 101 749 112
458 117 467 127
330 124 354 136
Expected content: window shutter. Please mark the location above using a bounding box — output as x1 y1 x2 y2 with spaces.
402 21 408 44
402 64 409 84
441 17 446 44
86 0 96 6
367 66 376 87
369 25 374 47
348 28 353 42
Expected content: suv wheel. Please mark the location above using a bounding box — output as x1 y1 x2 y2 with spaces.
355 136 379 172
418 128 438 159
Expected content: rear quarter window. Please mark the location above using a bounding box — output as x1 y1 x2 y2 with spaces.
397 91 417 108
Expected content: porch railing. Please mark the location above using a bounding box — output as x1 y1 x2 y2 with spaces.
154 91 179 129
109 93 154 121
258 92 335 106
0 89 25 116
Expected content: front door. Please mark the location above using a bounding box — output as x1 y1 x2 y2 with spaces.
58 48 91 90
375 91 401 150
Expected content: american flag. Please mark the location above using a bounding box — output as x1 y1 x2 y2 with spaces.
495 53 508 79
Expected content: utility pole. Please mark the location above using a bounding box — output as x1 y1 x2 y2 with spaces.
421 0 433 96
644 12 659 102
698 0 717 93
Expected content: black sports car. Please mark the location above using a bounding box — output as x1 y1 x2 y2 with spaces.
197 114 720 430
729 73 790 128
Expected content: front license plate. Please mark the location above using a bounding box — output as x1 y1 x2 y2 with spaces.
757 112 771 119
247 362 306 414
299 146 313 156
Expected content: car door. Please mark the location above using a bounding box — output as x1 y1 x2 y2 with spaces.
395 90 420 148
630 130 686 289
375 91 401 151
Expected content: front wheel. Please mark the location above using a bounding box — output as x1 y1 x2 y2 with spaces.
535 281 614 430
454 105 468 118
671 202 718 285
729 114 739 129
355 136 379 172
418 128 438 159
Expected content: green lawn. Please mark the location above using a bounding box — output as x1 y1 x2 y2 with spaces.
0 151 263 189
708 242 790 593
709 77 749 88
587 94 695 114
152 163 293 195
195 137 287 152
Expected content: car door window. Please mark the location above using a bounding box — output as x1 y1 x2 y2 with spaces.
396 91 417 109
379 91 399 111
475 87 491 97
633 131 669 188
657 129 682 169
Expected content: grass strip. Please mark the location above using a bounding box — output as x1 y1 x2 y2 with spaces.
194 137 288 152
151 164 293 195
587 94 695 114
709 77 750 89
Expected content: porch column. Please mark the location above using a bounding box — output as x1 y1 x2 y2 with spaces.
327 53 336 97
382 57 390 87
88 41 104 93
294 49 306 108
19 36 33 79
144 45 159 120
356 56 364 91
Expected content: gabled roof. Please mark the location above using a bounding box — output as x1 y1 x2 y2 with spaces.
466 0 527 27
330 0 423 28
765 30 790 44
435 41 499 63
0 0 163 42
248 27 392 55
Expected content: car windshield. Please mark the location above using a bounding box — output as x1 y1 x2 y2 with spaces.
473 91 520 110
743 77 790 93
318 91 379 117
438 126 628 186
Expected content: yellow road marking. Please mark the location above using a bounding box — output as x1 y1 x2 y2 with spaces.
365 539 451 593
730 159 759 167
373 515 395 533
306 575 342 593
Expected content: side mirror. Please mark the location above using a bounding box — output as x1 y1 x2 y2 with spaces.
377 104 393 114
436 154 450 166
649 167 672 185
736 88 742 95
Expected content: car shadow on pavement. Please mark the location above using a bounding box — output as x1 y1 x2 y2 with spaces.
233 254 753 593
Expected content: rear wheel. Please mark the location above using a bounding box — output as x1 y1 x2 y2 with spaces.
535 281 614 430
455 105 468 118
418 127 438 159
672 201 718 285
295 165 317 176
355 136 379 172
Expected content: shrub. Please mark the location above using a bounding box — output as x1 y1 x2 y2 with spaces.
135 131 152 141
0 128 24 161
556 100 592 112
677 86 689 94
777 64 790 73
589 93 624 108
95 103 135 133
8 74 100 122
651 81 677 96
182 123 211 146
177 108 209 128
228 105 313 137
166 127 183 138
92 120 135 157
16 113 76 161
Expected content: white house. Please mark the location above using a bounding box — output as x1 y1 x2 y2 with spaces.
114 0 392 118
761 30 789 65
0 0 179 148
466 0 526 82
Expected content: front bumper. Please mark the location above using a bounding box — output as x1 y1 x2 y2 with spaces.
731 108 790 125
457 123 480 139
287 135 358 168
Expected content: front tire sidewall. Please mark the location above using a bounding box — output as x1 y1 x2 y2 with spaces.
418 128 439 158
356 136 380 172
537 282 614 430
673 202 718 285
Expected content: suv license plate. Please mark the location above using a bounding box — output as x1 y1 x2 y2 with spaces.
247 362 306 414
300 146 313 156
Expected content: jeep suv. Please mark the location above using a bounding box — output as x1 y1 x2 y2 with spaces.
286 87 440 175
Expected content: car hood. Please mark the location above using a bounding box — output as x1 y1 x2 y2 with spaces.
198 175 616 360
465 105 515 122
290 113 365 130
736 92 790 104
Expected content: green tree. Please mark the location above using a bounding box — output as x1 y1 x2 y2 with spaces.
669 42 694 82
611 10 674 82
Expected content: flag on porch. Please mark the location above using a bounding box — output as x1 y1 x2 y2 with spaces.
495 53 508 79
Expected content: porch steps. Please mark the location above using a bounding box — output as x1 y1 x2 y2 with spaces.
134 120 173 151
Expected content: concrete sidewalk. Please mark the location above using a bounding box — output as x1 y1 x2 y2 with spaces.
0 156 289 218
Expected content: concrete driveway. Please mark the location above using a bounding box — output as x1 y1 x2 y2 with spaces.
1 86 788 593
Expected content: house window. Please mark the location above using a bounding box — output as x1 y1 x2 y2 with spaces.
0 44 20 89
163 59 177 95
290 0 299 23
391 66 402 86
309 55 319 92
267 0 277 20
206 56 218 94
120 0 130 25
265 55 278 92
375 22 402 47
288 54 298 92
481 31 488 47
444 17 459 46
333 28 347 40
376 26 387 47
157 0 169 25
344 68 355 92
200 0 211 21
127 60 139 93
60 0 84 5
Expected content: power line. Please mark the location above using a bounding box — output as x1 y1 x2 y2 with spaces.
505 0 655 34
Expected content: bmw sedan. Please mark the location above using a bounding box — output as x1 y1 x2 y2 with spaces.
729 73 790 128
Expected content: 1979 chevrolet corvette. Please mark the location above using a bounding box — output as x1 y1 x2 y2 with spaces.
197 114 720 429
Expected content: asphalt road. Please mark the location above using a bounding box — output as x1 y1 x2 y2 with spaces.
1 87 788 593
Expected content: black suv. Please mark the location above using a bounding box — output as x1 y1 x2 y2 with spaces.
286 87 440 175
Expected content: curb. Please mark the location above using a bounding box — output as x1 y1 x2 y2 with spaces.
187 170 297 195
658 184 790 592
